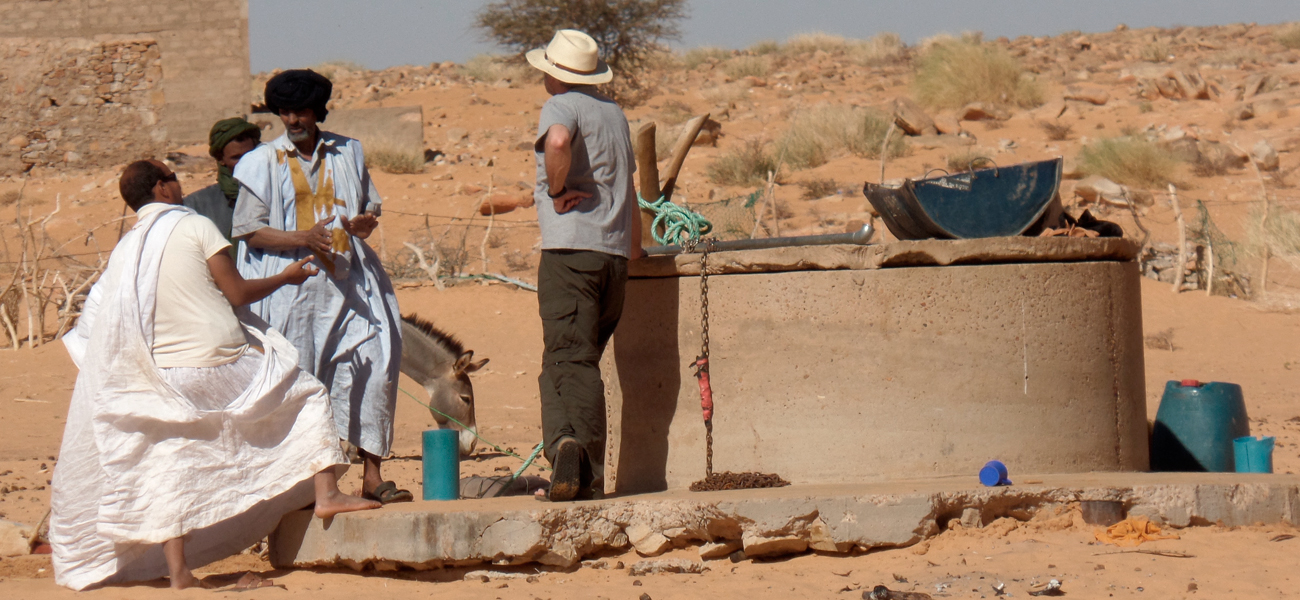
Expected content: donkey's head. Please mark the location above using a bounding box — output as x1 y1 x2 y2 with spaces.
400 315 489 457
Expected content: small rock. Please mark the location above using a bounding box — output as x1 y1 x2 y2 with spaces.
632 580 643 586
933 112 961 135
1231 102 1255 121
479 193 529 215
892 97 937 136
639 594 652 600
457 183 485 196
1061 157 1085 180
742 76 767 87
1252 140 1279 171
1074 176 1129 206
1064 85 1109 105
0 520 30 557
959 102 1008 121
960 507 983 529
446 127 469 143
699 539 743 560
626 523 672 556
627 558 704 576
742 534 808 558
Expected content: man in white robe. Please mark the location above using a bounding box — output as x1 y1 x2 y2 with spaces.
232 69 407 503
51 160 380 591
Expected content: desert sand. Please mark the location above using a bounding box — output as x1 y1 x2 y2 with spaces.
2 21 1300 599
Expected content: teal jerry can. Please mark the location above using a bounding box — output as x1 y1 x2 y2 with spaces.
1150 380 1249 472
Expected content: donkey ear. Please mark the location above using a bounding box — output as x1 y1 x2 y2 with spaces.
455 351 489 373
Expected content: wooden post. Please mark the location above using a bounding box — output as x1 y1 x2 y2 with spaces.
1235 143 1272 298
1205 238 1215 297
1168 184 1187 293
634 122 660 247
660 114 710 204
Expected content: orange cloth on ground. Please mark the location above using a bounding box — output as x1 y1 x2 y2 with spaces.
1094 516 1180 547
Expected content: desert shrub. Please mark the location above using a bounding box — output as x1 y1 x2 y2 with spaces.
1139 40 1171 63
1138 101 1154 114
1037 120 1073 141
723 56 769 80
312 60 364 80
708 140 779 186
682 46 731 70
774 105 904 170
1191 152 1234 178
475 0 686 96
459 54 534 84
846 32 906 66
913 39 1042 109
700 81 749 105
503 249 532 272
946 148 993 173
748 39 780 55
800 178 839 200
657 99 694 125
1078 137 1180 188
1275 23 1300 49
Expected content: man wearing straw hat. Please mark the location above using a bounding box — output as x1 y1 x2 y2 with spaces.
527 29 643 501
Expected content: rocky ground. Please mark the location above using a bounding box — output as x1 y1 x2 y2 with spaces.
2 20 1300 599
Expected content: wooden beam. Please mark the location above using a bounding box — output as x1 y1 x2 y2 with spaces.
660 114 710 204
634 122 660 247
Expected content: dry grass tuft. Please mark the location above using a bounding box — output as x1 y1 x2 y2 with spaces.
847 32 906 66
800 178 839 200
0 190 19 207
913 39 1042 109
775 105 904 170
946 148 994 173
365 136 426 174
1139 40 1171 63
459 54 534 84
707 140 779 186
657 99 694 125
723 56 770 80
1037 120 1073 141
748 39 780 55
1275 23 1300 49
700 81 750 105
1078 137 1180 188
682 46 732 70
782 32 850 55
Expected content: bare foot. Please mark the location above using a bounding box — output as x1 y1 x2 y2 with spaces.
314 489 381 518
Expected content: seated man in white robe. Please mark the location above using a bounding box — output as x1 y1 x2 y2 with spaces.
50 159 380 591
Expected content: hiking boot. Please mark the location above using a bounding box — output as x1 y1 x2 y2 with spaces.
546 437 582 501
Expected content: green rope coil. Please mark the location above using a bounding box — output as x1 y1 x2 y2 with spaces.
638 192 713 246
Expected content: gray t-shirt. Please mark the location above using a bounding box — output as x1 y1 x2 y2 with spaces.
182 183 235 243
534 86 636 258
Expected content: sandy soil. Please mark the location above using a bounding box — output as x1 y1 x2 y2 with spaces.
3 21 1300 599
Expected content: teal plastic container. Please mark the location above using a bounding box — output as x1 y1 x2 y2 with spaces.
1234 436 1275 473
422 429 460 500
1151 380 1249 472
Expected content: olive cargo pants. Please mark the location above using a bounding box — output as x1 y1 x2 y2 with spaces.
537 249 628 489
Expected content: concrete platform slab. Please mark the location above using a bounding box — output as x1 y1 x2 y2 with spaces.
269 473 1300 571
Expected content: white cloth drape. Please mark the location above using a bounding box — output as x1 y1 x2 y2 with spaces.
50 203 347 591
233 133 402 456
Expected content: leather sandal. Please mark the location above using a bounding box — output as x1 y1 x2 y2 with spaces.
363 480 414 504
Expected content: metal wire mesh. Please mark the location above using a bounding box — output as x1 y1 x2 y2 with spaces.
681 189 764 241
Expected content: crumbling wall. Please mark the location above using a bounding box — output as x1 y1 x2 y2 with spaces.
0 37 166 174
0 0 250 174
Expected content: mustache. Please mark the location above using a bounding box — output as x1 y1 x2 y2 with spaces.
287 128 313 142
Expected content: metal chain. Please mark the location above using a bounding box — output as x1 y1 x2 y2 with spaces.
684 235 715 478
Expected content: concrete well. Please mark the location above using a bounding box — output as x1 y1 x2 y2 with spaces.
602 237 1149 494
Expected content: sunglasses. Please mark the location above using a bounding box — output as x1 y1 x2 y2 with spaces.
159 172 178 183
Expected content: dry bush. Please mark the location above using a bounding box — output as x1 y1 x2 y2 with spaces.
913 39 1042 109
1191 152 1235 178
683 46 731 70
707 140 779 186
365 144 425 174
1251 205 1300 259
723 56 769 80
1203 48 1262 67
1138 101 1154 114
782 32 850 55
1139 40 1171 63
847 32 906 66
1275 23 1300 49
1037 120 1073 141
486 231 507 249
800 178 839 200
656 99 694 125
312 60 364 81
775 105 904 170
748 39 780 55
459 54 535 85
503 249 532 272
1078 137 1180 188
700 81 749 105
946 148 993 173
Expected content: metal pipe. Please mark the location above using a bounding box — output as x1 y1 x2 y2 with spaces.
645 224 875 256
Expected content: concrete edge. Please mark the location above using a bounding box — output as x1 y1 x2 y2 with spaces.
268 476 1299 571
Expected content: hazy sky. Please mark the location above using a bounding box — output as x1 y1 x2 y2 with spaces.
249 0 1300 73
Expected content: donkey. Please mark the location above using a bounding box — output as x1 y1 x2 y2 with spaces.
400 314 489 457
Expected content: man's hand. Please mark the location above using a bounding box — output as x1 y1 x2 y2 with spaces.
299 217 334 253
279 256 319 284
552 189 592 214
342 213 379 239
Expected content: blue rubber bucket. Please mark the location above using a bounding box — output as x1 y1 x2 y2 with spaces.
422 429 460 500
1233 436 1275 474
978 460 1011 486
1151 380 1249 472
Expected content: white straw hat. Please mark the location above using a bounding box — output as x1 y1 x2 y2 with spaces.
526 29 613 85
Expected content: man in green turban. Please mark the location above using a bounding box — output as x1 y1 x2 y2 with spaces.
182 118 262 242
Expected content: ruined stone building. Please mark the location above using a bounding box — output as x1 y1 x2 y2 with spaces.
0 0 250 175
